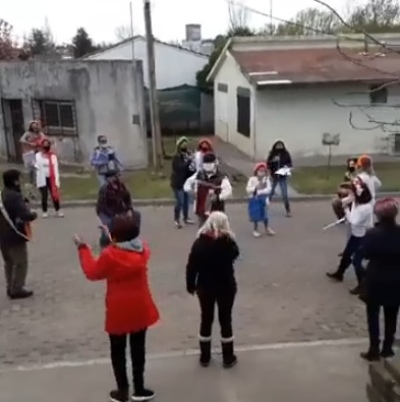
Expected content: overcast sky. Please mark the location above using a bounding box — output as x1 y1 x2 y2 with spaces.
1 0 367 44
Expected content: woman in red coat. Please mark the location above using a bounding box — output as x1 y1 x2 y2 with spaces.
74 215 159 402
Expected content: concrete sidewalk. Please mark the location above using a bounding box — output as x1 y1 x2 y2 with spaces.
0 341 369 402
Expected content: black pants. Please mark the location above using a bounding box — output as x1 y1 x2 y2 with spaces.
366 303 399 352
197 287 236 340
109 330 147 392
338 235 365 283
39 177 60 212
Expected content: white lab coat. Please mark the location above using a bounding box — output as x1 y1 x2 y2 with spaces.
35 152 60 188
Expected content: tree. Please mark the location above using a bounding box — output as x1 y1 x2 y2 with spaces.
347 0 400 33
0 19 16 60
115 25 133 41
227 0 253 36
72 28 96 58
25 27 56 57
272 7 342 35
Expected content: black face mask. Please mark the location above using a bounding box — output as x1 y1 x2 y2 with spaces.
43 146 51 152
180 146 187 152
348 166 355 172
14 183 21 192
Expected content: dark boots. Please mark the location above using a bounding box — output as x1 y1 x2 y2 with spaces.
221 340 237 369
199 340 211 367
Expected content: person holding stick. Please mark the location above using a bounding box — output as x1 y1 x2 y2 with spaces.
184 152 232 227
326 177 373 295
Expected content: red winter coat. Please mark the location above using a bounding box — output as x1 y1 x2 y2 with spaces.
78 242 159 335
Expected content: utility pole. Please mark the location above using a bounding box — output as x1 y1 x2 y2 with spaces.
269 0 273 35
143 0 163 171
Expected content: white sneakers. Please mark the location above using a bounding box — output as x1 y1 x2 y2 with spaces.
42 211 64 218
253 228 275 238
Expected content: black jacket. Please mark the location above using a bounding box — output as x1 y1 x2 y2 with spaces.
186 234 240 293
170 152 193 189
0 188 37 246
363 224 400 306
267 150 292 175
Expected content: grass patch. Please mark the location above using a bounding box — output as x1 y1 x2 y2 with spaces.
290 162 400 195
3 135 248 200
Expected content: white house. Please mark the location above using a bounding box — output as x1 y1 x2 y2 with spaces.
85 36 209 89
207 34 400 159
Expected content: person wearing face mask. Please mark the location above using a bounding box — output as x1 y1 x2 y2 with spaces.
91 135 123 187
35 139 63 218
327 177 373 295
332 158 358 221
266 140 293 217
96 171 140 249
246 162 275 237
194 138 213 172
0 169 37 299
184 152 232 227
19 120 47 200
170 136 195 228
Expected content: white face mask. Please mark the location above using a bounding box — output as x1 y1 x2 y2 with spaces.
203 163 215 173
256 170 266 178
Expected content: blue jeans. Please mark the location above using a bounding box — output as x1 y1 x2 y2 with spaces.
173 188 189 222
270 176 290 213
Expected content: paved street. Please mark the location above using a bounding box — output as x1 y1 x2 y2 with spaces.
0 342 369 402
0 201 367 370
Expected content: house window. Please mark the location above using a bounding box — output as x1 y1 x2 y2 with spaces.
236 87 251 137
32 99 78 136
217 83 228 93
369 85 387 104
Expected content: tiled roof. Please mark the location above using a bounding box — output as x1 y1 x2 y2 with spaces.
231 47 400 86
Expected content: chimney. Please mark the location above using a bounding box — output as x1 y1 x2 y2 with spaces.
185 24 202 42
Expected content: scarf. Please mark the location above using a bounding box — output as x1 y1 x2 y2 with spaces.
43 151 59 202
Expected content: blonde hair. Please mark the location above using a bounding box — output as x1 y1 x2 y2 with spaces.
197 211 235 238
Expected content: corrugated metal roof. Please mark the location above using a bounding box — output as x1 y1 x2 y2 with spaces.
231 47 400 86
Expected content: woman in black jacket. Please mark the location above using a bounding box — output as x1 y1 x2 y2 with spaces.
186 211 240 368
360 197 400 361
266 140 292 216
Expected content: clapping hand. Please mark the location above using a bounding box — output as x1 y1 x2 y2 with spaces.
73 234 85 247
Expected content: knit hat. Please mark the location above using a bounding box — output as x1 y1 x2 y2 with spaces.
198 138 213 151
176 136 188 150
203 152 216 164
254 162 267 174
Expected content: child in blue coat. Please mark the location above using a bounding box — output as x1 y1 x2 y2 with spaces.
246 163 275 237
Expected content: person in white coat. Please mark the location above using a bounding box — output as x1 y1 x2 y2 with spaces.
35 139 63 218
327 176 374 294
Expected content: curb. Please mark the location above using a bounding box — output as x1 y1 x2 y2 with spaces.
32 192 400 209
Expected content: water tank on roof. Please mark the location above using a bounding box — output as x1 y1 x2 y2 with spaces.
186 24 201 42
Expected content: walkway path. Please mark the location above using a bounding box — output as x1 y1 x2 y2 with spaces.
0 341 368 402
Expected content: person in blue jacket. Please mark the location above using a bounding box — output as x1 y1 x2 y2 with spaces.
90 135 123 187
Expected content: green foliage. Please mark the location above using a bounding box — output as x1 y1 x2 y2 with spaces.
25 28 56 57
196 27 255 93
72 27 96 58
269 0 400 35
0 19 16 60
